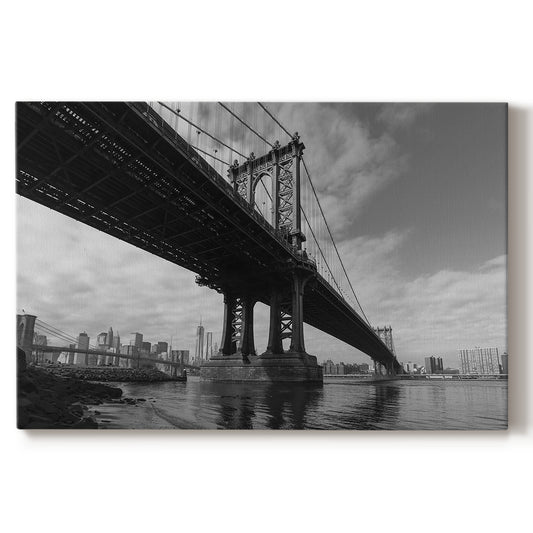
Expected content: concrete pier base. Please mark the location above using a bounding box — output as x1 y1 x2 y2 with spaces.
200 352 323 383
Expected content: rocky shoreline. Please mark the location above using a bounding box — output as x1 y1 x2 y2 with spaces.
41 365 184 382
18 366 124 429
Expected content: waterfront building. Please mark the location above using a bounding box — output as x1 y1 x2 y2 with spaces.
195 323 205 361
112 332 121 365
142 341 151 354
77 332 90 365
97 331 108 347
130 332 143 352
323 359 335 374
424 356 436 374
206 331 213 360
458 347 500 375
501 352 508 374
177 350 190 365
96 331 109 365
112 332 121 352
67 343 76 364
107 327 113 350
424 356 444 374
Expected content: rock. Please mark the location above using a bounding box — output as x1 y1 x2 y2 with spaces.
72 417 98 429
70 403 84 417
17 347 27 374
17 367 122 429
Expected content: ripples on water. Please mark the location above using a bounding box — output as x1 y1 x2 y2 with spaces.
96 378 508 430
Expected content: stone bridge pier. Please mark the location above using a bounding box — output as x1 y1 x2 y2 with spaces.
200 265 323 383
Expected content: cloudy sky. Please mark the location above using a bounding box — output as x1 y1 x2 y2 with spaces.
17 103 507 367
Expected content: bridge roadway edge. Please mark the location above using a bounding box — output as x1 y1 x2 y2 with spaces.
200 353 323 383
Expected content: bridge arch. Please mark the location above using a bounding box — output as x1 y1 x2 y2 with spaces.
252 171 273 224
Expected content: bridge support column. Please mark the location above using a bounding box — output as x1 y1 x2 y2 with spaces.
265 288 283 355
219 292 237 356
289 272 306 354
239 296 256 359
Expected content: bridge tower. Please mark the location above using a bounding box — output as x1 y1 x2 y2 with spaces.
200 134 322 382
17 314 36 365
372 326 396 376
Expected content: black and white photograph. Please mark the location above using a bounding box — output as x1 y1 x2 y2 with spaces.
4 2 533 533
16 101 507 430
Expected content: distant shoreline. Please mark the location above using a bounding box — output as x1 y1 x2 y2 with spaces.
36 365 185 383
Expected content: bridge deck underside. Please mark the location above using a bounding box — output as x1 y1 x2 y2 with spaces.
17 102 398 369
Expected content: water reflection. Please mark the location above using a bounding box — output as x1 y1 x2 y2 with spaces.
98 379 508 430
200 382 323 429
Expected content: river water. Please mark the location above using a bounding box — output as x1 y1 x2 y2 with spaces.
93 377 507 430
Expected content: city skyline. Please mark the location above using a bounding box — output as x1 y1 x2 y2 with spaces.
17 103 507 367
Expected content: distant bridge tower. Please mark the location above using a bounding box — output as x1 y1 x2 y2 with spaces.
17 314 36 364
372 326 395 355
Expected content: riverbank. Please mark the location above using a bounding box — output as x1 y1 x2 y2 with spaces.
39 365 184 383
17 366 123 429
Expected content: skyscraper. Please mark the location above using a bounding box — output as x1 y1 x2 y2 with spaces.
130 332 143 351
97 331 107 347
206 331 213 360
157 341 168 355
130 332 143 368
458 347 500 375
107 327 114 349
142 341 151 354
112 332 121 365
67 344 76 365
77 332 90 366
424 356 436 374
195 323 205 362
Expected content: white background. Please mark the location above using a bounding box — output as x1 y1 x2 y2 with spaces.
1 1 531 532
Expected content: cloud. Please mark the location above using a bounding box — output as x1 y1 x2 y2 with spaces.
17 197 223 352
377 103 433 130
17 103 505 370
323 230 507 366
269 103 410 238
154 102 429 240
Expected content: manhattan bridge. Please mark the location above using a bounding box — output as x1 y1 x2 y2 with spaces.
16 102 401 382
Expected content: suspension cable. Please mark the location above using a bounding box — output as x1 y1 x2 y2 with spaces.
157 102 247 160
219 102 274 148
190 144 230 166
35 319 97 348
257 102 292 138
300 204 344 297
301 158 371 326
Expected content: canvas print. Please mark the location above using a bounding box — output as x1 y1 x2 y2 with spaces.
16 102 507 429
